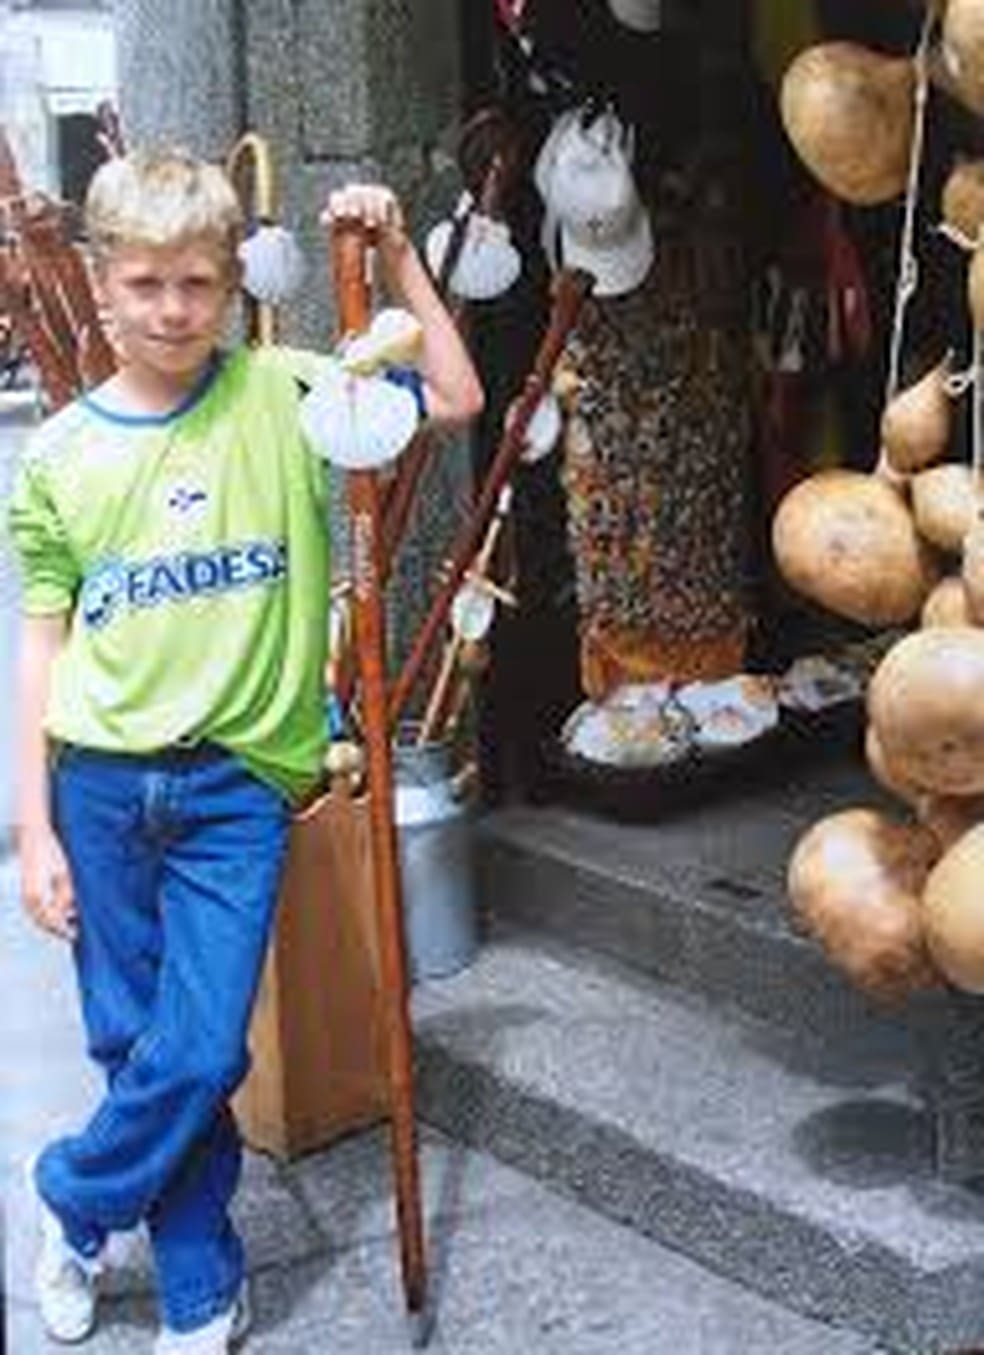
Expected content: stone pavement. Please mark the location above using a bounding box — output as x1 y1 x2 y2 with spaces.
0 849 889 1355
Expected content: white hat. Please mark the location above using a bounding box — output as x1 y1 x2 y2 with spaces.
607 0 662 32
534 108 653 298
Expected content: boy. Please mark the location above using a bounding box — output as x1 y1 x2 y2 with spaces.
9 147 483 1352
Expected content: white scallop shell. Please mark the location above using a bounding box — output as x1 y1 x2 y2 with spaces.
341 307 423 375
451 582 496 642
675 676 779 750
514 391 562 464
300 362 420 469
238 225 305 304
426 213 521 301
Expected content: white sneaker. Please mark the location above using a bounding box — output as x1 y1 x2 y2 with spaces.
154 1283 252 1353
25 1155 102 1344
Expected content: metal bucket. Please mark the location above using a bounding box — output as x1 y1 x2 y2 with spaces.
393 738 478 981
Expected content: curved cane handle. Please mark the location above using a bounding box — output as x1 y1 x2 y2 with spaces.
226 131 277 220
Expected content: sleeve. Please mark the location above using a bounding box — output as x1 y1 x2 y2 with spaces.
383 365 428 420
6 443 80 615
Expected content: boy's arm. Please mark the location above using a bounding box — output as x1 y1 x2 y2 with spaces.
377 232 485 427
324 186 485 428
15 612 77 941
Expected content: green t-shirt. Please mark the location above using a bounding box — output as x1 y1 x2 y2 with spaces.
8 344 337 802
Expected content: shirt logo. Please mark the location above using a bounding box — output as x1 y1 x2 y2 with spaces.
167 484 209 514
79 539 288 630
80 560 127 630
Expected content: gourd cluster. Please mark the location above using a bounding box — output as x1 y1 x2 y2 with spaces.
775 2 984 1002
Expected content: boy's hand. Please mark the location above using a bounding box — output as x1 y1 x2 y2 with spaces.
17 823 78 942
321 185 408 256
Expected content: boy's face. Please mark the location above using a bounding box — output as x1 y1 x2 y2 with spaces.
96 238 238 388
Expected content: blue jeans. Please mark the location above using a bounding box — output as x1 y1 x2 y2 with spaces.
36 745 289 1333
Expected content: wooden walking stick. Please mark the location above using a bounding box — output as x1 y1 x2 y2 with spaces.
227 132 278 346
388 266 592 729
330 216 427 1324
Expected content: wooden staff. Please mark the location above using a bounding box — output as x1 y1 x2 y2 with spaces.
388 266 592 730
330 218 427 1321
379 144 511 577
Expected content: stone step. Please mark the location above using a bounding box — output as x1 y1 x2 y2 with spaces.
476 754 919 1048
413 937 984 1352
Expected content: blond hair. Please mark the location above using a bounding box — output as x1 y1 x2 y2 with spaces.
85 146 244 266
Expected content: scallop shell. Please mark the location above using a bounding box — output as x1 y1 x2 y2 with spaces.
777 655 863 712
341 307 423 376
676 675 779 749
300 362 420 469
506 391 562 464
451 582 496 642
238 225 305 304
426 214 521 301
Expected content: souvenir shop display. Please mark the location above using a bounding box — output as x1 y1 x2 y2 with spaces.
469 0 920 808
774 6 984 1002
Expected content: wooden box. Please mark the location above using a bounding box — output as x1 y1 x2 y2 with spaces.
234 785 390 1158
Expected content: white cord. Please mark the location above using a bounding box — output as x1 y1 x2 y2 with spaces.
885 9 936 405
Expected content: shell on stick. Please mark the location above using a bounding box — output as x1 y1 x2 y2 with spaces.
911 462 978 552
881 358 952 473
780 43 915 205
771 469 937 625
299 362 420 470
868 626 984 794
425 214 521 302
238 225 305 305
787 807 940 1002
922 823 984 991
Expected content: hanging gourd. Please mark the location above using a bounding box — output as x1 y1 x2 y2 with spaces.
771 469 937 625
910 461 977 550
780 43 915 205
868 627 984 795
788 808 940 1001
922 823 984 991
880 356 953 473
941 159 984 245
917 792 984 853
961 518 984 619
942 0 984 116
864 723 922 806
920 574 975 626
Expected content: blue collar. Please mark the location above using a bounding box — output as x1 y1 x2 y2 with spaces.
81 350 225 427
